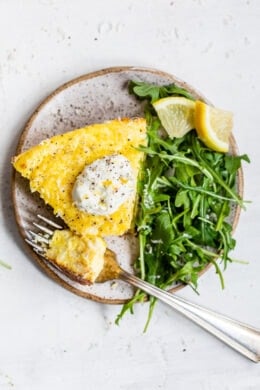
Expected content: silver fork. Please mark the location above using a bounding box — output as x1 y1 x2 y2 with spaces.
26 214 260 363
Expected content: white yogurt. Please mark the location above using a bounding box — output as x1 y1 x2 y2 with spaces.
72 154 135 215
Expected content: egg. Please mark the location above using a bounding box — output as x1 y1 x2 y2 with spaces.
45 229 106 284
13 118 147 237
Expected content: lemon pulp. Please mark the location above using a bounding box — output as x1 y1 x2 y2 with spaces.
153 96 195 138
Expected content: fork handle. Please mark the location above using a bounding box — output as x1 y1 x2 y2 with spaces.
120 270 260 362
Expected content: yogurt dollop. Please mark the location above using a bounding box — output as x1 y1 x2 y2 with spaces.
72 154 135 216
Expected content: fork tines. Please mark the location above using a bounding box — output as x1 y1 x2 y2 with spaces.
37 214 63 229
25 214 63 254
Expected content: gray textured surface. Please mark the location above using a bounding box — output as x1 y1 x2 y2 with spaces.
0 1 259 389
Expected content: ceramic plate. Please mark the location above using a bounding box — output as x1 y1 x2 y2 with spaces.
12 66 243 303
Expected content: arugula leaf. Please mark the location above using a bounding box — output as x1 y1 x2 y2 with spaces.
152 213 175 248
129 80 195 102
225 154 250 175
117 80 250 330
129 81 161 102
0 259 11 269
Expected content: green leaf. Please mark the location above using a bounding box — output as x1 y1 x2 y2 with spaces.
0 259 11 269
164 84 195 100
170 261 200 287
225 154 250 175
152 213 175 248
175 190 190 209
129 81 161 102
129 80 195 103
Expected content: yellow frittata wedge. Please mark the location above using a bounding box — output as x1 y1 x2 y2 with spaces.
13 118 147 237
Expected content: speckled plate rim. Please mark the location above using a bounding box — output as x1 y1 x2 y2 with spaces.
12 66 244 304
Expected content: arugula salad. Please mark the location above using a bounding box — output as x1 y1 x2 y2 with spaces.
116 81 249 329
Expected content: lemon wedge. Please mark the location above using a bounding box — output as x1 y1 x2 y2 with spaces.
153 96 195 138
195 100 233 153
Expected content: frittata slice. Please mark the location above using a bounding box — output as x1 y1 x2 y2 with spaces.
13 118 147 236
45 229 106 284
